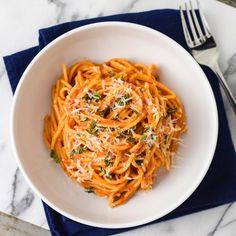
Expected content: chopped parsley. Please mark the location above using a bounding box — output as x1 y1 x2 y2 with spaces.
75 147 88 154
82 92 101 101
85 187 95 193
113 114 119 120
116 98 124 106
104 157 113 166
100 167 113 180
91 120 97 129
97 108 105 117
145 126 152 132
70 147 88 159
86 128 99 135
105 173 113 180
92 92 101 101
100 167 106 174
80 117 88 122
116 94 131 106
82 94 89 100
117 132 125 138
135 160 143 166
167 107 177 116
126 137 136 143
124 94 130 100
84 101 90 107
140 134 147 142
50 150 60 163
141 127 151 134
108 71 114 77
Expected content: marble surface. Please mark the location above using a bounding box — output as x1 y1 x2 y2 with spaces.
0 0 235 235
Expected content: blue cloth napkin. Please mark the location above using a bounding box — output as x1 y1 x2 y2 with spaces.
3 9 236 236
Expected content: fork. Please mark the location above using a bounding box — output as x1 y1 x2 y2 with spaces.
180 0 236 115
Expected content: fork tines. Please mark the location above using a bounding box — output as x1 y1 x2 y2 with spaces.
180 0 214 49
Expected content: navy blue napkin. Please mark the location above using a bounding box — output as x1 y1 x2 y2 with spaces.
4 9 236 236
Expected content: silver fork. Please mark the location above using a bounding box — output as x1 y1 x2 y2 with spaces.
180 0 236 115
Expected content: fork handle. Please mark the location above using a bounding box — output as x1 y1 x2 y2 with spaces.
213 63 236 115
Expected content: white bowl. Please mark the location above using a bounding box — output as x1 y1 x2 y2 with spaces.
11 22 218 228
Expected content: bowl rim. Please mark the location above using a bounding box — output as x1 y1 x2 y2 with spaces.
11 21 218 228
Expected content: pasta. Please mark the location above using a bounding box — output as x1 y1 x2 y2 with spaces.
43 58 186 207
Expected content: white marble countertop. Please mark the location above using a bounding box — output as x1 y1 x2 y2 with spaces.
0 0 236 235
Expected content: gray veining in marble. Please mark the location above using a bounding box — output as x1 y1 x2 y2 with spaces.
0 70 4 79
10 168 34 217
220 218 236 230
48 0 66 23
224 53 236 95
71 12 79 21
207 203 233 236
124 0 140 12
224 53 236 76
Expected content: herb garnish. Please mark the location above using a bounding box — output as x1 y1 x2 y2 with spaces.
97 108 105 117
85 187 95 193
113 114 119 120
82 94 89 100
75 147 88 154
140 134 147 142
116 98 124 106
116 94 131 106
86 128 99 135
135 160 143 166
50 150 60 163
80 117 88 122
166 107 177 116
104 157 113 166
93 92 101 101
87 121 99 134
126 137 136 143
100 167 106 174
100 167 113 180
108 71 114 77
70 147 88 159
124 94 130 100
91 120 97 129
117 132 125 138
105 173 113 180
82 92 101 101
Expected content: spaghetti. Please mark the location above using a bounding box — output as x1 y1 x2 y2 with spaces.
44 58 186 207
